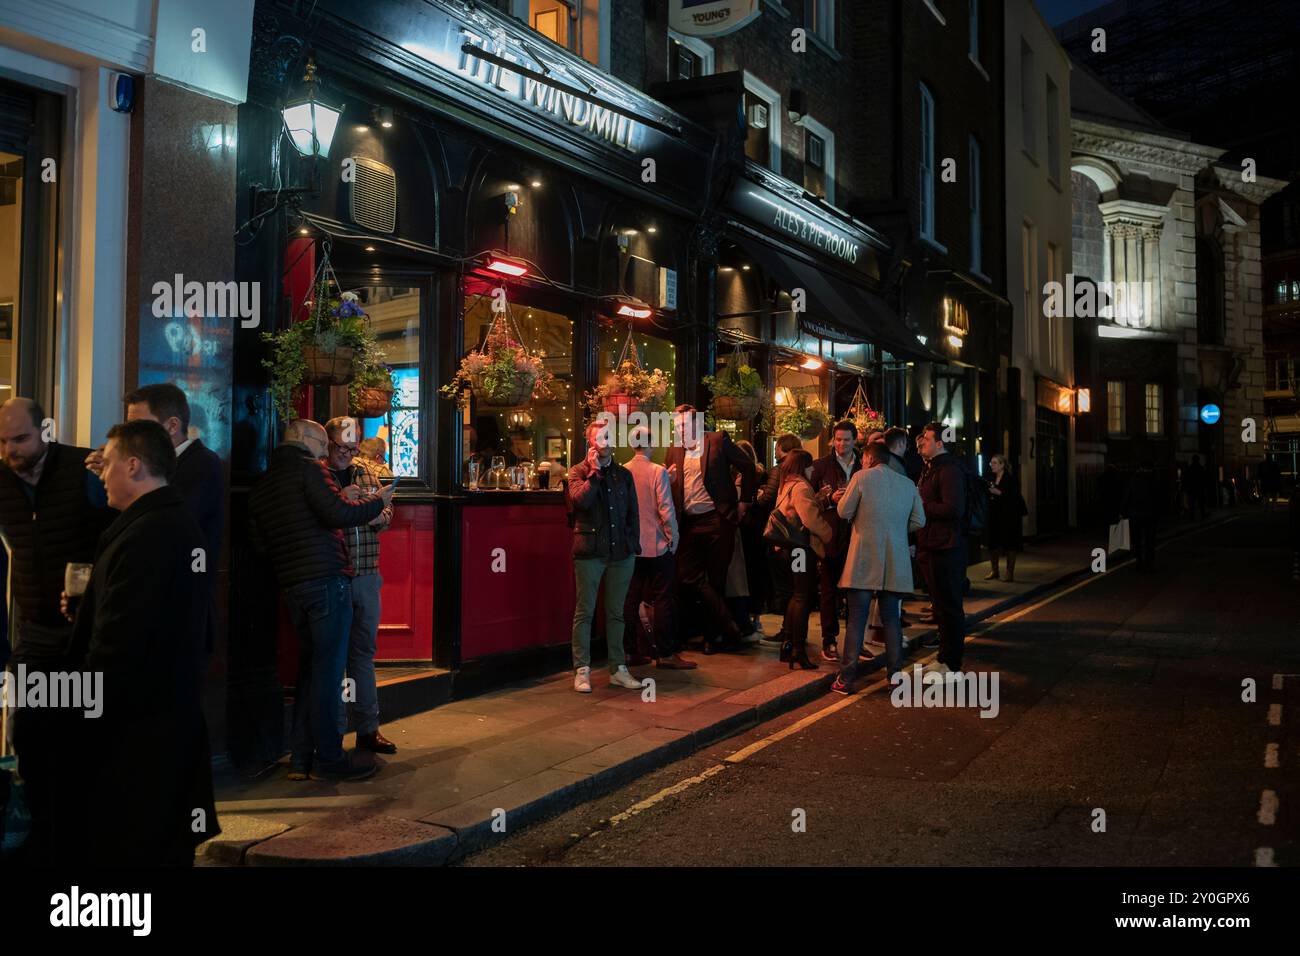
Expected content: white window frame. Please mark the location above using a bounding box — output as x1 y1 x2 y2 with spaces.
1107 380 1126 435
1020 38 1035 159
1144 382 1162 435
1022 220 1037 356
919 83 936 242
806 0 836 48
1045 241 1061 370
800 114 836 205
969 135 982 276
743 71 783 173
667 29 714 78
514 1 610 70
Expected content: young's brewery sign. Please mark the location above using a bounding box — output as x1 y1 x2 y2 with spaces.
669 0 760 37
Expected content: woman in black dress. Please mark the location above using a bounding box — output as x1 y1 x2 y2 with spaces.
985 453 1027 582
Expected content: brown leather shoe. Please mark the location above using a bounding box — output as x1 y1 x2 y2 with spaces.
356 730 397 754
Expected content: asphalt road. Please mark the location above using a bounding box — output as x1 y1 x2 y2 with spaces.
462 510 1300 867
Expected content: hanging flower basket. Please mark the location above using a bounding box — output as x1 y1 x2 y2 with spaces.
302 344 356 386
584 326 670 421
711 394 763 421
472 371 537 408
776 398 830 440
350 385 394 418
441 304 552 409
846 377 887 437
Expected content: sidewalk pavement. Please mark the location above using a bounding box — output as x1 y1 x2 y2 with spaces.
202 511 1238 866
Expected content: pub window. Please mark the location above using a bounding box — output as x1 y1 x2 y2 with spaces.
1107 380 1125 435
597 321 677 465
668 32 713 79
530 1 571 47
353 286 421 478
1046 76 1061 182
920 83 936 241
1278 280 1289 303
1144 383 1162 435
801 118 834 203
460 286 575 488
1020 39 1035 157
743 73 781 172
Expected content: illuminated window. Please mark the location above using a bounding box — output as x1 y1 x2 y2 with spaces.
943 297 970 337
354 286 421 478
806 0 836 48
1107 380 1125 434
1144 383 1162 435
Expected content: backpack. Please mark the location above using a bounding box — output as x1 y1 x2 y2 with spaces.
763 482 812 550
962 460 987 537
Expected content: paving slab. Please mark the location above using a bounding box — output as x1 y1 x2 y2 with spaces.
245 809 458 866
418 768 592 857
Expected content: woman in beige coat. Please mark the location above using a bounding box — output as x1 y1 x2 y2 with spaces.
832 443 926 690
773 449 833 669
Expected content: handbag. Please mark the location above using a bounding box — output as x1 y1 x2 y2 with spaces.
764 483 811 550
1108 518 1131 553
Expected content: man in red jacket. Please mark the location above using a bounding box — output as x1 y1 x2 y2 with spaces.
915 422 967 675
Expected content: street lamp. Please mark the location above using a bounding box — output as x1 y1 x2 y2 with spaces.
282 57 342 158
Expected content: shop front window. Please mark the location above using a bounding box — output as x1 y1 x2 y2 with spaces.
461 287 574 487
597 321 676 464
352 286 421 478
0 151 20 398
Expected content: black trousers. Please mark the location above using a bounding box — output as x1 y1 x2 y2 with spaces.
1130 517 1157 570
677 511 741 645
919 547 967 670
818 550 848 643
624 551 678 658
11 701 76 864
781 550 818 651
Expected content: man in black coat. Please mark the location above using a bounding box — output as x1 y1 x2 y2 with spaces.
808 420 862 661
250 419 394 781
88 383 226 652
916 422 968 674
0 396 114 863
663 404 757 654
64 419 216 865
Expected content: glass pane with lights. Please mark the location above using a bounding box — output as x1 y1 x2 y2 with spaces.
354 286 421 478
461 288 574 489
0 152 21 400
597 321 676 465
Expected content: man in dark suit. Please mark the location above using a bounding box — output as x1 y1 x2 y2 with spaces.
808 420 862 661
663 404 757 654
89 383 226 652
64 419 218 865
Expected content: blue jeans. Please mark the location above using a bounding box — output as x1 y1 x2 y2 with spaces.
840 589 904 684
284 575 353 768
347 573 383 735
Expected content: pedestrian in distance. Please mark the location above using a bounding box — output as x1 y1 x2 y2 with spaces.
249 419 395 782
984 453 1027 582
771 449 833 670
567 419 644 693
1122 461 1159 572
832 442 926 693
1259 453 1282 512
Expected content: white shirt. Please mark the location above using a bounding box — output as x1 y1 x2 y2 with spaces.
175 437 195 457
682 445 714 515
836 451 855 482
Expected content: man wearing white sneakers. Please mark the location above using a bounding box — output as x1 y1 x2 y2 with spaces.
566 419 644 693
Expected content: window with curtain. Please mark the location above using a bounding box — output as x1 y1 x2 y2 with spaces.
1144 383 1162 435
1107 380 1125 434
806 0 835 47
920 83 936 240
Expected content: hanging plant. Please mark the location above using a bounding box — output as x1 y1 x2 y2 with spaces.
583 326 670 419
350 362 395 419
440 306 553 408
846 377 887 437
703 346 772 430
775 395 830 440
262 253 386 421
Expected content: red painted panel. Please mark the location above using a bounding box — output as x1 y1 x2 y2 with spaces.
460 503 576 659
276 503 435 688
377 503 435 661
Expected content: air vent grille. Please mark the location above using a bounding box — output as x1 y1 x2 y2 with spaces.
348 156 396 233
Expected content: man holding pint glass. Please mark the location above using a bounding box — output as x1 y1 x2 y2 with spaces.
0 397 115 863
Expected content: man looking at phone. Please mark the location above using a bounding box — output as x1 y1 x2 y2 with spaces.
323 417 396 754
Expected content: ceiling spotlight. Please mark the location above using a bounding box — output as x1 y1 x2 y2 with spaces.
365 245 376 252
741 264 751 271
373 106 394 128
719 266 735 273
530 179 542 188
647 225 658 234
299 227 310 235
611 295 653 319
355 125 369 132
801 356 823 370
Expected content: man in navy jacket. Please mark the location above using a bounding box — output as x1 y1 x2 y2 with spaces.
916 422 968 674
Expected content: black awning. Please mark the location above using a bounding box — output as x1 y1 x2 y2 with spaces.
733 234 941 362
